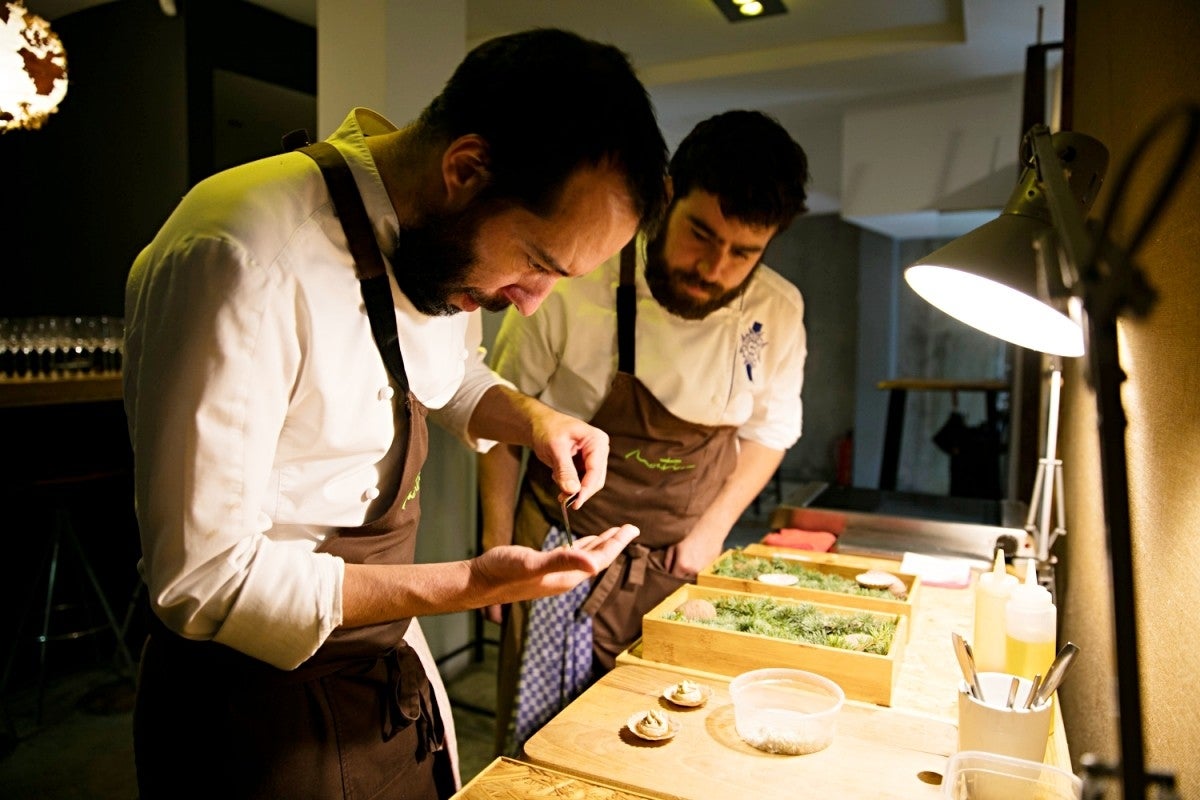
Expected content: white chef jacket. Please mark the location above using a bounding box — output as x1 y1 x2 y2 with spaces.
124 108 509 670
490 237 806 451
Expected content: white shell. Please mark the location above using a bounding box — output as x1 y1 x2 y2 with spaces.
856 570 898 588
757 573 800 586
627 710 679 741
662 681 712 708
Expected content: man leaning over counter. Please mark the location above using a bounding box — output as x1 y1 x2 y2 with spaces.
122 28 668 800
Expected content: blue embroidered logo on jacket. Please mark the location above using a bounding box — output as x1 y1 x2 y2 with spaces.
740 321 766 381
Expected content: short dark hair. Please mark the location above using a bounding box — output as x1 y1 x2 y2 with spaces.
418 28 668 230
670 110 809 231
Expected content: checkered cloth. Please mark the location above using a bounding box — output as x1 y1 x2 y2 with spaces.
511 524 594 750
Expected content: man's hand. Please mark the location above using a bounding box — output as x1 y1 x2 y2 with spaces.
468 385 610 504
342 525 639 628
525 404 609 505
669 528 728 579
470 524 638 604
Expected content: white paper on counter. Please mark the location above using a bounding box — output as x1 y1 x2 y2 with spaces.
900 552 973 589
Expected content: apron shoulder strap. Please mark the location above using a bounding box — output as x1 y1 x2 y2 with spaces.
298 141 409 397
616 241 637 374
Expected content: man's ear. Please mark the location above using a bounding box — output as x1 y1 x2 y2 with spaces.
442 134 492 210
664 175 674 205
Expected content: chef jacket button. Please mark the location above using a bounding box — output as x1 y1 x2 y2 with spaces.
378 386 395 401
363 486 381 501
359 303 368 315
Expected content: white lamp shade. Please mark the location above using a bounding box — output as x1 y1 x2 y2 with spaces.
904 130 1110 358
905 213 1085 357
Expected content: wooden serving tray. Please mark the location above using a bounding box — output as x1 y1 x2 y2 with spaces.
743 541 906 572
452 757 668 799
698 548 920 640
523 664 955 800
641 584 906 706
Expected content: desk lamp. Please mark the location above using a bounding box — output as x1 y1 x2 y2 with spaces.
907 130 1104 576
904 109 1199 799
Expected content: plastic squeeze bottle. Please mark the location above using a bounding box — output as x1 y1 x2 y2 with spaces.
973 549 1018 672
1004 563 1057 680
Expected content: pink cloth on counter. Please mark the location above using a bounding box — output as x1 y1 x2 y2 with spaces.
762 528 838 552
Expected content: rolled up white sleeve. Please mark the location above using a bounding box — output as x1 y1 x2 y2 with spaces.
127 234 343 670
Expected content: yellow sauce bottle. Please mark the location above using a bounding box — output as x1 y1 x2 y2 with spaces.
974 549 1018 673
1004 564 1056 680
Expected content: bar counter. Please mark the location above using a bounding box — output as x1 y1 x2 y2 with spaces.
0 372 123 408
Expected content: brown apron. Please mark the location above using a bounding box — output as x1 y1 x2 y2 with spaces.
521 243 740 668
133 142 453 800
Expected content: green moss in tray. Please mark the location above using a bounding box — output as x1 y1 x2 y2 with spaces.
666 595 897 655
710 549 896 598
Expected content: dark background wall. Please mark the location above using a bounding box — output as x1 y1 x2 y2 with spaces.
1 0 314 318
761 213 860 483
2 1 187 317
0 0 314 691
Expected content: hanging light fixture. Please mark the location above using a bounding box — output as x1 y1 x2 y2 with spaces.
1 0 69 133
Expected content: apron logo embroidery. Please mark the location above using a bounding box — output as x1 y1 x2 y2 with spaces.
401 471 421 509
623 449 697 472
740 321 766 381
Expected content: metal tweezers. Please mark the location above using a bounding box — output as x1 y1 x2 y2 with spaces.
559 492 577 546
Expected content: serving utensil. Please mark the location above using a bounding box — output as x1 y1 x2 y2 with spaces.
1022 673 1043 710
559 491 577 546
952 632 985 702
1034 641 1080 706
1004 676 1020 708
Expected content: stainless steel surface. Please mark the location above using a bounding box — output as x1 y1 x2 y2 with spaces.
962 639 985 704
559 492 577 544
952 632 984 702
1005 676 1020 709
1023 673 1043 710
771 483 1028 567
1034 642 1080 706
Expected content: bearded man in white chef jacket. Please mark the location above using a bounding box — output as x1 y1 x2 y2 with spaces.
122 29 669 800
480 110 810 755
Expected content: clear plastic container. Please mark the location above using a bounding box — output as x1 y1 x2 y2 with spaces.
728 668 844 755
943 750 1082 800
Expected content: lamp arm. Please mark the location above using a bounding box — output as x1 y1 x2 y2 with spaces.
1029 125 1096 293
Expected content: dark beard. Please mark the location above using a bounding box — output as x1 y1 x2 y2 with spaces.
643 233 754 320
391 203 511 316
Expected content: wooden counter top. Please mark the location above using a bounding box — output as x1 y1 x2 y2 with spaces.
524 663 955 799
454 757 666 800
616 556 1071 772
